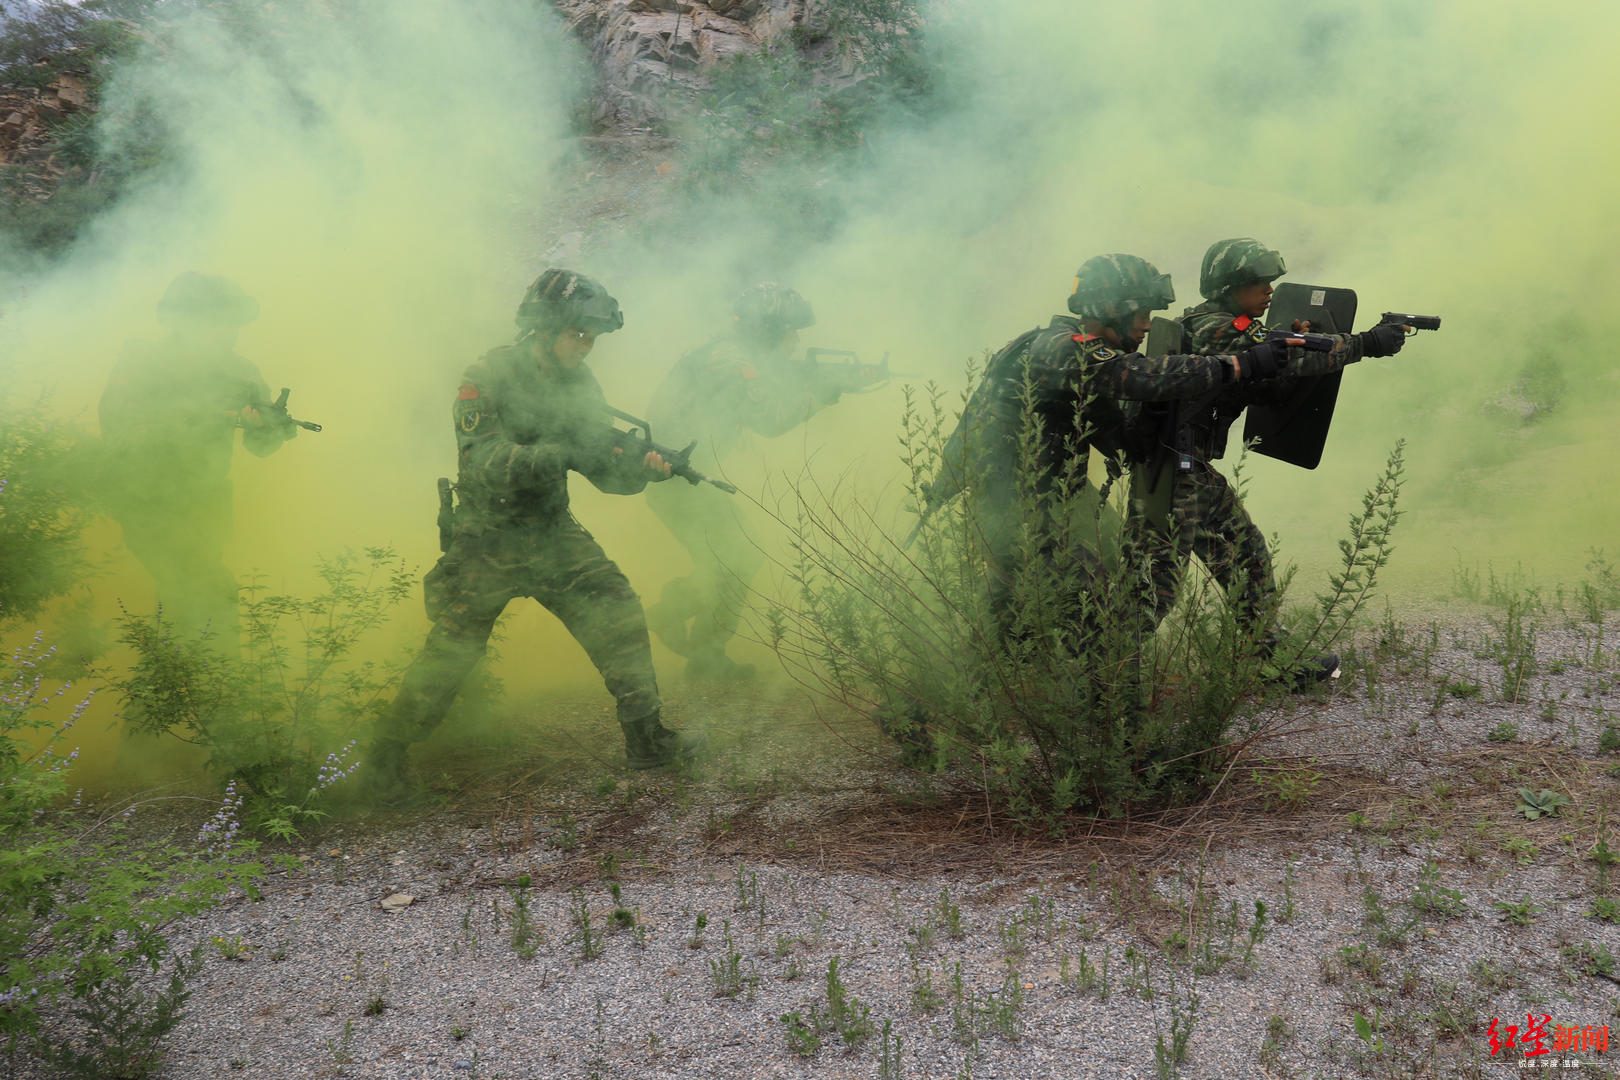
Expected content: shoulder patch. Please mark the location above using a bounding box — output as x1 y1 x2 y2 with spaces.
1070 333 1097 343
457 383 480 400
453 393 487 434
1232 315 1253 332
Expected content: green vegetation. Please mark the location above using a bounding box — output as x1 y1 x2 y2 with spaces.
0 398 93 626
1515 787 1571 820
0 632 262 1077
780 955 877 1058
109 548 413 835
0 0 172 257
766 374 1406 829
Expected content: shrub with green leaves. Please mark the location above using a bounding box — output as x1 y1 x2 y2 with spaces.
0 631 262 1076
109 547 413 836
0 397 94 625
764 368 1405 828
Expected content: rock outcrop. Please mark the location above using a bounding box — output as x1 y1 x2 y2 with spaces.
0 65 90 200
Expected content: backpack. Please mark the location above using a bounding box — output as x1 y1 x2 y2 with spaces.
919 326 1045 517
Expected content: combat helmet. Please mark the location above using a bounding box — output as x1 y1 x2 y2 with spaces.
156 272 260 328
1067 254 1175 321
1198 238 1286 300
732 283 815 340
515 269 624 337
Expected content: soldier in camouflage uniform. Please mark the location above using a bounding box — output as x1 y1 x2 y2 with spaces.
1168 238 1407 677
367 269 701 789
99 272 298 645
643 284 855 681
949 254 1295 641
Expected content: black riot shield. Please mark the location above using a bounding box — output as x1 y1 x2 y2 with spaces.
1242 283 1358 469
1127 316 1187 530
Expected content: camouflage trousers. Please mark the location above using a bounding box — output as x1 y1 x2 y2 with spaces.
643 479 762 663
1145 461 1277 637
378 515 661 747
114 493 240 648
980 484 1163 648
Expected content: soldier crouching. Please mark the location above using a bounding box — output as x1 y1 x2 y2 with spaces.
367 269 702 795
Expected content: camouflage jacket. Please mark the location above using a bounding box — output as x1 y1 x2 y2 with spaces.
1179 299 1361 460
958 315 1234 497
452 345 651 526
645 337 836 469
99 338 290 498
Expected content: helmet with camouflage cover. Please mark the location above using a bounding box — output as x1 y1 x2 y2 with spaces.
1067 254 1176 321
515 268 624 336
732 283 815 340
1198 238 1286 300
156 272 260 328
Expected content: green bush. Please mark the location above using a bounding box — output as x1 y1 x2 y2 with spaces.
0 398 94 625
765 369 1404 829
110 547 413 836
0 631 262 1077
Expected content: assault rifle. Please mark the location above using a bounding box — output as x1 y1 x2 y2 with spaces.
249 387 323 432
807 348 922 394
605 406 737 494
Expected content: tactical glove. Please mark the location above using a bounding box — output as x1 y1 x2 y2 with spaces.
1236 339 1290 380
1355 322 1407 358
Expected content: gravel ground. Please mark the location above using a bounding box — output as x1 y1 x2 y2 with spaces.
38 601 1620 1079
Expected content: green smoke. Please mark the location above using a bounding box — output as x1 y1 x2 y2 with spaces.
2 0 1615 736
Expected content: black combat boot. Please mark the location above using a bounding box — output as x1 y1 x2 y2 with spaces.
621 711 706 770
1259 634 1341 692
1293 652 1342 686
1265 651 1343 693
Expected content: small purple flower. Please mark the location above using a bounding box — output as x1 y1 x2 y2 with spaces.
198 780 244 853
312 741 361 792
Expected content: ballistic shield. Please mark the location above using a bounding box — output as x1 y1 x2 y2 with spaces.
1241 282 1357 469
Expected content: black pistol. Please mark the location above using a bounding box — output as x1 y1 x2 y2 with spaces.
1263 329 1339 352
1379 312 1442 332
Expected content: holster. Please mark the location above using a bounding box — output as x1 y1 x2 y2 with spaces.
424 478 459 622
1128 403 1181 535
436 477 455 553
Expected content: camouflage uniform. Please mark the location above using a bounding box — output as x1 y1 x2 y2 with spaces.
374 270 692 776
1162 238 1362 638
98 273 293 643
643 285 833 677
966 264 1238 640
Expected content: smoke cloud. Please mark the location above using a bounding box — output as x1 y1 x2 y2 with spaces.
3 0 1615 776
